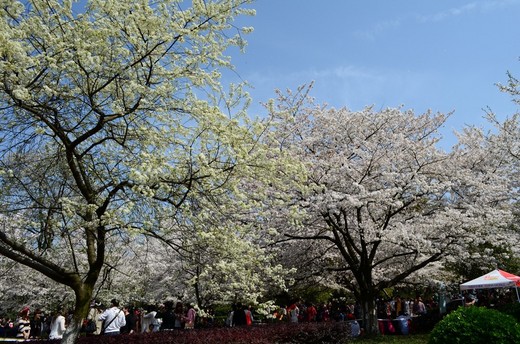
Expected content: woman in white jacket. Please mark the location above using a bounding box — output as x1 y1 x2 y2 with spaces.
49 308 66 340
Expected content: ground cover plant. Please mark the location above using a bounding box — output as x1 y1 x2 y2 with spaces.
33 322 352 344
34 324 433 344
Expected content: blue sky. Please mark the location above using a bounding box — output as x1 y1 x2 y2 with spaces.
227 0 520 148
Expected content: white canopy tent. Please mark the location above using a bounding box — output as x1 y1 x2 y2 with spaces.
460 269 520 302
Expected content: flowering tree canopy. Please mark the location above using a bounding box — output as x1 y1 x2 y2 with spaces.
0 0 300 342
268 87 514 334
445 67 520 279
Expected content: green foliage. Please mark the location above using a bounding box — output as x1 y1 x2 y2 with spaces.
496 302 520 323
294 285 335 305
429 306 520 344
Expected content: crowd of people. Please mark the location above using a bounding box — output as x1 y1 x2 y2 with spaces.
0 299 200 340
1 289 516 339
1 298 365 339
267 297 428 325
0 307 55 340
376 296 429 319
83 299 201 337
0 297 426 339
270 301 355 323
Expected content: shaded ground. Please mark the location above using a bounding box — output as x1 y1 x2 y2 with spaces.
354 333 430 344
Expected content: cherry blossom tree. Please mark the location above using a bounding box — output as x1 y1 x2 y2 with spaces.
442 119 519 280
0 254 75 314
173 219 290 308
99 221 292 309
268 87 514 334
445 67 520 280
0 1 297 342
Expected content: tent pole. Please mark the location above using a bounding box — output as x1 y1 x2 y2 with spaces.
516 286 520 303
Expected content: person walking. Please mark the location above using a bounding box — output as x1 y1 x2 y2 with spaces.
48 308 66 340
141 305 160 333
121 306 137 334
156 301 175 331
16 307 31 340
289 302 299 323
173 302 184 329
183 304 196 330
99 299 126 335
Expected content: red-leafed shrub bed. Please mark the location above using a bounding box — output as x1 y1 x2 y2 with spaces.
43 322 352 344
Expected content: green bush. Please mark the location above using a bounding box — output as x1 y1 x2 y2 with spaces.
429 306 520 344
496 302 520 322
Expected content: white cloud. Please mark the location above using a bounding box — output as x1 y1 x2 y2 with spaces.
309 65 382 82
243 64 437 113
352 19 401 41
418 0 520 23
352 0 520 40
418 2 476 22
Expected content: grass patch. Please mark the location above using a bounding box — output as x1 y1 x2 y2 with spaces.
353 333 430 344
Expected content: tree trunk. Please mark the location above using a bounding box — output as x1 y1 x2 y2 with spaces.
61 285 94 344
360 295 379 335
194 266 201 307
61 319 82 344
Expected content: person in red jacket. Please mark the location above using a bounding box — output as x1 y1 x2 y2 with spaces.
306 304 317 322
245 306 254 326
